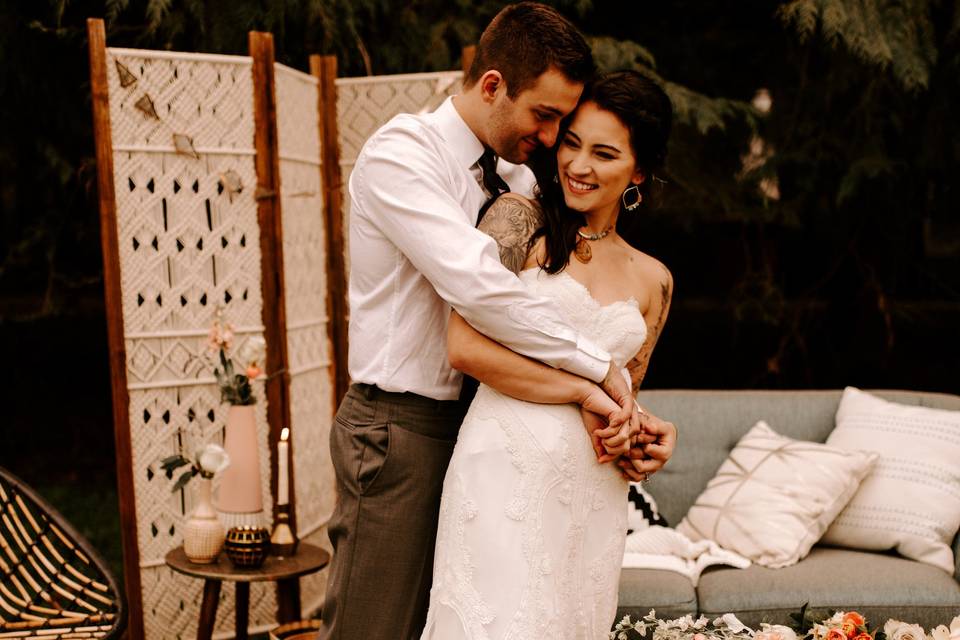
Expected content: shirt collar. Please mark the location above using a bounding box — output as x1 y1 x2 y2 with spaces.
432 96 486 170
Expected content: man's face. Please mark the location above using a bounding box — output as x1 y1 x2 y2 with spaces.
487 67 583 164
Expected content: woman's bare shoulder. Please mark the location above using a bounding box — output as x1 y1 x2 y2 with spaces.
623 245 673 303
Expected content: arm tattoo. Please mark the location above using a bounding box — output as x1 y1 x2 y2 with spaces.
627 265 673 394
478 197 543 275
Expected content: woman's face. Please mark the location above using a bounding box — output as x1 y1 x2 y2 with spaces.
556 101 642 216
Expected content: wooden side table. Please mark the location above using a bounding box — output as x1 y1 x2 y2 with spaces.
165 543 330 640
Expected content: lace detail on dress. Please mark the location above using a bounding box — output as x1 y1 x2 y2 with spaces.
422 269 647 640
519 269 646 369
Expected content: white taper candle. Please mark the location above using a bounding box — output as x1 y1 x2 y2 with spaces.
278 427 290 506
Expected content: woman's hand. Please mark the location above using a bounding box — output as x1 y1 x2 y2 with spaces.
577 384 630 462
616 409 677 482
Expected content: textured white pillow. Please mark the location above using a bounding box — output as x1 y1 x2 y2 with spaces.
821 387 960 573
677 420 877 568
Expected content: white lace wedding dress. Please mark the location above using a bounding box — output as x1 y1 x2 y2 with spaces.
421 268 648 640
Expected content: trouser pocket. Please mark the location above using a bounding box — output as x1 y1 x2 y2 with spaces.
332 415 390 497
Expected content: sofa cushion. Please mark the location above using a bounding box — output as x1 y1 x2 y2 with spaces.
677 421 876 568
696 546 960 628
627 482 668 533
617 568 696 620
636 390 960 530
822 387 960 574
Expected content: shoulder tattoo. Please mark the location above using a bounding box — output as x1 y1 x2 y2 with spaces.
627 265 673 393
478 197 543 275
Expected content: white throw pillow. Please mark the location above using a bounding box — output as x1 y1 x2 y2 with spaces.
677 420 877 568
821 387 960 573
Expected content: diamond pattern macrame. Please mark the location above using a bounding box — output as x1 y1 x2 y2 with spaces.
107 47 275 638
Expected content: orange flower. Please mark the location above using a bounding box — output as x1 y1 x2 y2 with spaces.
844 613 866 628
842 622 858 638
853 633 872 640
827 628 848 640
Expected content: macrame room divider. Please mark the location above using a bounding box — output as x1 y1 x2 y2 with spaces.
87 18 469 640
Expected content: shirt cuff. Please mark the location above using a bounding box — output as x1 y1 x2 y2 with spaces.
563 341 611 383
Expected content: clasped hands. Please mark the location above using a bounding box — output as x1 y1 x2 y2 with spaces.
578 364 677 482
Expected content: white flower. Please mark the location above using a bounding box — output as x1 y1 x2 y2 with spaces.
677 615 695 631
196 444 230 477
885 620 926 640
238 336 267 367
930 625 950 640
758 624 798 640
693 617 709 630
720 613 749 634
950 616 960 640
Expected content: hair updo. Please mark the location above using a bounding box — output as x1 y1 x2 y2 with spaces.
530 70 673 273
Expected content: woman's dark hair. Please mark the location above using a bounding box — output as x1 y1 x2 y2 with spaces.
529 70 673 273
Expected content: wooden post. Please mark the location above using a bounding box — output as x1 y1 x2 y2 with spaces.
310 54 350 409
86 17 145 640
461 45 476 76
249 31 296 533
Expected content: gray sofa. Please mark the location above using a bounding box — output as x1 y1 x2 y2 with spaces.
619 389 960 628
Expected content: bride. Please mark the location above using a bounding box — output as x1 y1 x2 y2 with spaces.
421 70 677 639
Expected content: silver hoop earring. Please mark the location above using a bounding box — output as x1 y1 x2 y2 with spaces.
622 185 642 211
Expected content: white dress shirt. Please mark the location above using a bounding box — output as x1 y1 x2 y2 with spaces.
347 96 611 400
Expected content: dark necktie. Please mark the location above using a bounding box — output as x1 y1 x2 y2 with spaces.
459 150 511 405
476 148 510 226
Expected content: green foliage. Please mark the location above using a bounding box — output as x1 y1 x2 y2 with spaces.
213 348 256 405
788 603 813 634
778 0 941 91
589 36 758 136
159 454 198 493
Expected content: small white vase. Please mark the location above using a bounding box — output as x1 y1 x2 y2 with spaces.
183 477 224 564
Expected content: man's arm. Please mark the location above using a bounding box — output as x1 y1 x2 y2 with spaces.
476 193 542 274
353 124 611 382
447 313 629 458
446 195 631 455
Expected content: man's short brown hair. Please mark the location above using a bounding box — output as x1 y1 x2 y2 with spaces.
464 2 595 98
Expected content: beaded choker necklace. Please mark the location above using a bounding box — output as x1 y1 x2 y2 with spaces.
574 226 612 264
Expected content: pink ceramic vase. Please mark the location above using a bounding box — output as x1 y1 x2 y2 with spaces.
215 404 264 528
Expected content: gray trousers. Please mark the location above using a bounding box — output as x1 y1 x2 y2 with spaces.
319 383 467 640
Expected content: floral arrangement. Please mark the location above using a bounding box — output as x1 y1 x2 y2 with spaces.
610 609 960 640
160 443 231 492
207 312 266 405
610 611 768 640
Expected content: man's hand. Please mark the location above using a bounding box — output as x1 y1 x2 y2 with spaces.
616 408 677 482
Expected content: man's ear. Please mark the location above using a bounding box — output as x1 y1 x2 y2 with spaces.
479 70 505 104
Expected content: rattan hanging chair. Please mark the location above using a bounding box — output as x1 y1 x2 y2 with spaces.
0 467 126 639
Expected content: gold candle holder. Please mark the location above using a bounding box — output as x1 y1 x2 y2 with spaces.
270 503 298 557
224 526 269 568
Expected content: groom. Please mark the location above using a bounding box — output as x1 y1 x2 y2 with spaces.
319 4 672 639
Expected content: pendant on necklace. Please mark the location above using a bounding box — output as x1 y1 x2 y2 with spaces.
574 237 592 264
